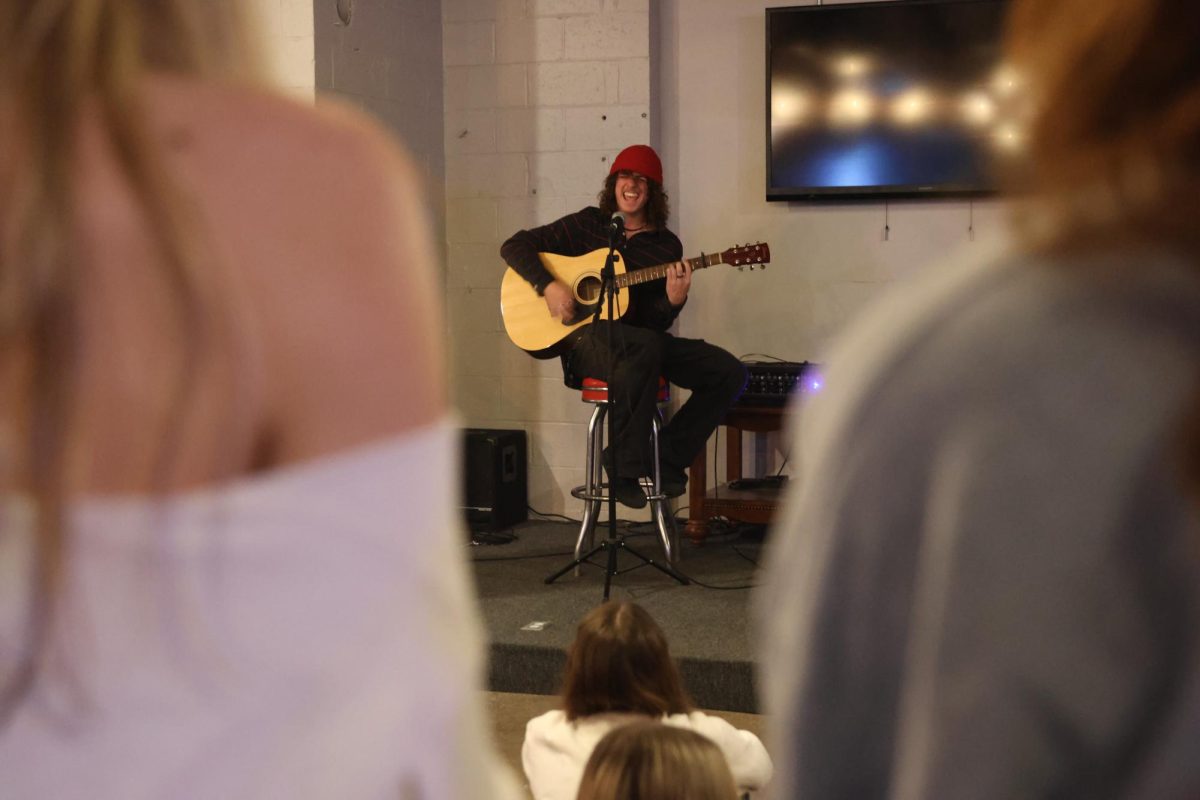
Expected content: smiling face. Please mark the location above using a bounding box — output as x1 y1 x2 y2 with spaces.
614 170 650 220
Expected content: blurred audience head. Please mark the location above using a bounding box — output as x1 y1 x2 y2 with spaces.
575 721 739 800
562 601 692 721
1003 0 1200 256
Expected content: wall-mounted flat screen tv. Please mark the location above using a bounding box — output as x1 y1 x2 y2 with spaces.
767 0 1018 200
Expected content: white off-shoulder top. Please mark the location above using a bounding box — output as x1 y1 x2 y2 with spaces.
0 418 518 799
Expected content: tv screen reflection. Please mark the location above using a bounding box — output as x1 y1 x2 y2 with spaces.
767 0 1019 200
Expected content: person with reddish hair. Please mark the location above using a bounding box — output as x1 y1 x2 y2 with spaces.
760 0 1200 797
501 145 746 508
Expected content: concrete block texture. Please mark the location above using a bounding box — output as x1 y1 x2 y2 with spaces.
496 108 566 153
276 0 312 36
561 105 649 151
444 21 495 66
445 109 499 154
450 242 518 290
496 17 566 64
444 0 530 23
563 13 647 60
447 286 505 335
529 0 604 16
249 0 314 92
604 0 650 12
617 59 649 104
529 62 606 106
529 151 611 198
446 153 529 199
497 195 572 239
446 64 529 109
446 197 500 243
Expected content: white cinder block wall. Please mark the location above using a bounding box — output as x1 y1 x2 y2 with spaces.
658 0 1013 481
249 0 316 98
443 0 654 518
314 1 447 244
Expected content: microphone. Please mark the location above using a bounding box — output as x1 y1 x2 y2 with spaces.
608 211 625 232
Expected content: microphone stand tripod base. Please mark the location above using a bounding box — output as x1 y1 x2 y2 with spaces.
543 220 690 599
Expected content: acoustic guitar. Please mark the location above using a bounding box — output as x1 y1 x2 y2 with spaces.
500 242 770 358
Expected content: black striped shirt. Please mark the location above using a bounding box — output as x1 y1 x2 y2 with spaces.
500 206 685 332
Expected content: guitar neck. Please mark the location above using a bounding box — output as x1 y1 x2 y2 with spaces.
616 252 725 288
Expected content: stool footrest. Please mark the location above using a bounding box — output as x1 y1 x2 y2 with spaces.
571 483 672 503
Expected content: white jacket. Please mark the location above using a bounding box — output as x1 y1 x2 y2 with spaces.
522 708 773 800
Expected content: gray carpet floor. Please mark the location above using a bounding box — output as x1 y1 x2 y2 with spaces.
468 517 768 712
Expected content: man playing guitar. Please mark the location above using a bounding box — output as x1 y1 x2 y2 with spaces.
500 144 746 508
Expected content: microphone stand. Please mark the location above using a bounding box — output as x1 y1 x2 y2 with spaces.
545 216 690 599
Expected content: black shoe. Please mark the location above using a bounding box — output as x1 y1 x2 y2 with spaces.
602 448 649 509
660 465 688 498
611 476 648 509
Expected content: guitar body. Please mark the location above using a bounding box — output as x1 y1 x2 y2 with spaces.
500 248 631 358
500 240 769 357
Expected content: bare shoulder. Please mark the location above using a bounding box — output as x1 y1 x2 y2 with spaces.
146 75 445 454
146 75 419 213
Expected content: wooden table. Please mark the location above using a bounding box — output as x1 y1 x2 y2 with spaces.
685 405 789 544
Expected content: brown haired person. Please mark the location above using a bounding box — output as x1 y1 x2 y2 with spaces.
760 1 1200 798
501 145 746 508
522 602 771 800
0 2 515 797
575 721 740 800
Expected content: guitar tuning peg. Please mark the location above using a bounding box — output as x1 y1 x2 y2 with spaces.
737 266 744 272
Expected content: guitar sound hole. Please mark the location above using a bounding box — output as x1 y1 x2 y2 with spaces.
576 276 602 304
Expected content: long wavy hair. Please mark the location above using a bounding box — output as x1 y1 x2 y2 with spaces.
1003 0 1200 500
0 0 257 722
598 173 670 231
561 601 692 721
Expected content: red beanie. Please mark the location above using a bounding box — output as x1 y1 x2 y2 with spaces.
609 144 663 185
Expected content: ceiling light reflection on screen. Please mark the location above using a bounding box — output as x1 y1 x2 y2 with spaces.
772 86 813 125
833 54 870 79
961 91 996 125
829 88 874 127
991 64 1020 96
891 88 932 126
992 123 1025 152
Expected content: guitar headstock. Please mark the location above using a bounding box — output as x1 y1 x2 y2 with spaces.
722 242 771 271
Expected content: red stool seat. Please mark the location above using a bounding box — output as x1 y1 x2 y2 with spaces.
570 375 679 565
580 376 670 404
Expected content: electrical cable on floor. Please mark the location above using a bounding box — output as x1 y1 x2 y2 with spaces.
469 530 518 546
731 545 760 568
686 577 758 591
526 505 580 525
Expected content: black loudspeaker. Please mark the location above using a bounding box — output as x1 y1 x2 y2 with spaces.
462 429 528 531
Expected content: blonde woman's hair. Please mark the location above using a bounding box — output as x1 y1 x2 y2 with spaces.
575 721 739 800
0 0 257 722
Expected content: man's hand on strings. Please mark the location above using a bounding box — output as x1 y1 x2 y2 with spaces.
666 260 691 306
544 280 577 322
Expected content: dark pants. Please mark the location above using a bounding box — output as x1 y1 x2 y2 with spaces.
567 321 747 478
